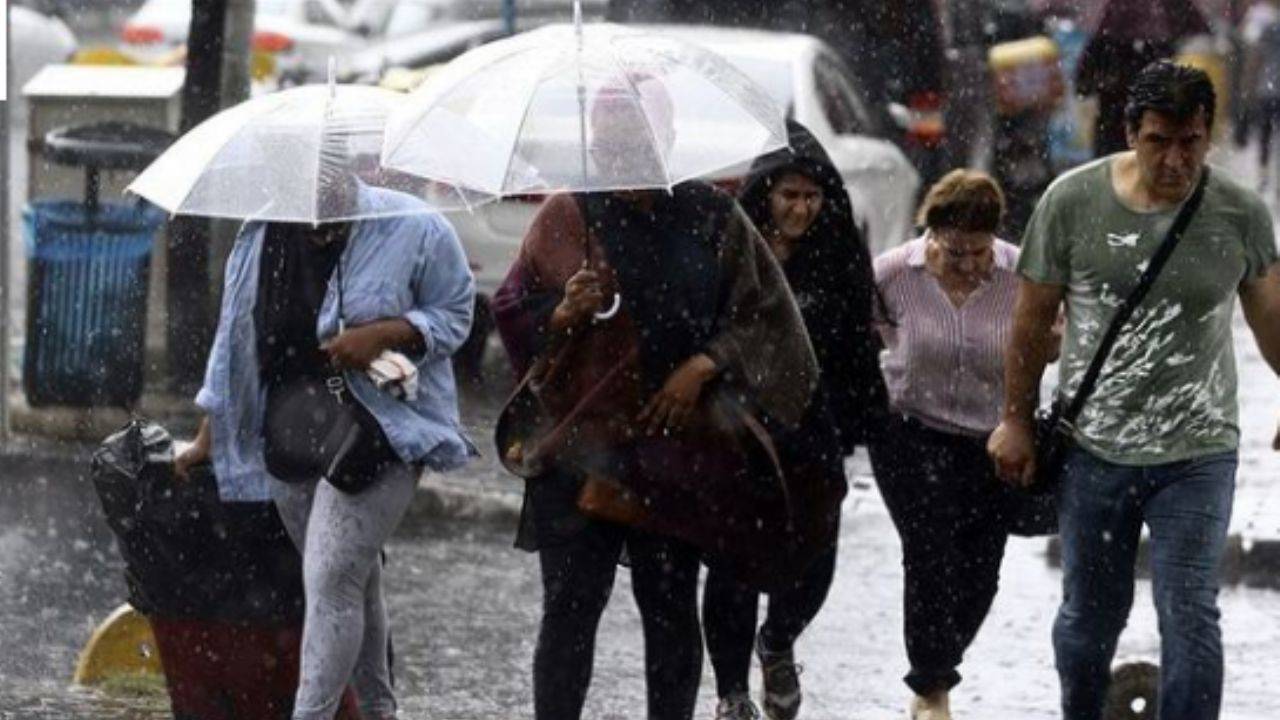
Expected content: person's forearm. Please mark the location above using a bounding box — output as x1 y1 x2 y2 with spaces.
1251 316 1280 377
193 416 211 451
1248 315 1280 377
175 416 213 477
1241 270 1280 376
1003 334 1052 427
372 318 426 356
1002 286 1062 426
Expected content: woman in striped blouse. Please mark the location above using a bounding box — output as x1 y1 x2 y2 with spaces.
870 170 1020 720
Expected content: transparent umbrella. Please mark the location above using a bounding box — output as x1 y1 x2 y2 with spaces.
128 75 490 224
380 3 788 197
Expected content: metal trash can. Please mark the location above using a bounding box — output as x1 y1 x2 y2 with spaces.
22 121 172 407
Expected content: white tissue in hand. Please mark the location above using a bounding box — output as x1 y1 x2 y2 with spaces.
367 351 419 401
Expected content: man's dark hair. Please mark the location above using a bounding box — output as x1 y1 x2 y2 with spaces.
1124 61 1216 133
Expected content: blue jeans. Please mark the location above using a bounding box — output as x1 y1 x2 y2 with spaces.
1053 447 1237 720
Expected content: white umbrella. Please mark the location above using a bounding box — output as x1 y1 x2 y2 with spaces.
380 3 788 197
128 75 490 224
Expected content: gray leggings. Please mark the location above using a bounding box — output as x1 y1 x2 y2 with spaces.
271 464 418 720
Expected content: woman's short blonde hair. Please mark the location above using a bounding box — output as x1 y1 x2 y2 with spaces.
915 169 1006 233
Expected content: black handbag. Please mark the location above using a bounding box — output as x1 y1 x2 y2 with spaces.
1011 168 1210 535
1029 397 1071 495
262 252 395 494
1003 398 1071 537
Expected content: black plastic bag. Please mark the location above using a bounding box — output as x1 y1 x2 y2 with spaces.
91 420 303 622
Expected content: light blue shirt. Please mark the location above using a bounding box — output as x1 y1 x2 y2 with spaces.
196 186 477 501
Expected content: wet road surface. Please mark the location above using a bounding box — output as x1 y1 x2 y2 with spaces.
2 405 1279 720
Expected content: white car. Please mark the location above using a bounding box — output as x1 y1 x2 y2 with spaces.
119 0 363 82
336 1 608 86
10 5 78 113
350 0 608 37
442 26 921 304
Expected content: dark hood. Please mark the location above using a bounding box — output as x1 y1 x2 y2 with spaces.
736 120 889 450
739 119 856 241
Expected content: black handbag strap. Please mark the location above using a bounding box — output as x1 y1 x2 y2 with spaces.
330 240 349 391
335 246 347 331
1059 167 1210 426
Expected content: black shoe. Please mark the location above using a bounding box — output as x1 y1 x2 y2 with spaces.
715 692 761 720
756 635 802 720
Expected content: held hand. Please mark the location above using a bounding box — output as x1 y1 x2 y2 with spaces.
987 420 1037 488
174 438 211 481
638 354 717 435
551 269 604 330
1048 311 1066 363
321 323 387 370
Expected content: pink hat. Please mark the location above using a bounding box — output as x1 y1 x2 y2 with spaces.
589 73 675 152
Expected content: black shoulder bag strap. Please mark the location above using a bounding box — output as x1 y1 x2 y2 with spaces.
1057 167 1210 429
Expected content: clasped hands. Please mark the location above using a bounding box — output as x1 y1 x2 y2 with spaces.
552 268 718 436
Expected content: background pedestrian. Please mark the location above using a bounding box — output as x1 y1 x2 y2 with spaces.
700 119 886 720
869 169 1021 720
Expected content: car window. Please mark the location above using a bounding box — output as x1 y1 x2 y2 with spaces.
814 53 873 136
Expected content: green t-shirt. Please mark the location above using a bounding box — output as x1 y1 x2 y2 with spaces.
1019 156 1278 465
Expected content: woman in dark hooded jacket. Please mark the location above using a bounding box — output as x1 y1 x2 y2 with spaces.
701 120 889 720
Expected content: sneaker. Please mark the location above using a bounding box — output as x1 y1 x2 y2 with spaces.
715 692 761 720
909 690 951 720
756 636 802 720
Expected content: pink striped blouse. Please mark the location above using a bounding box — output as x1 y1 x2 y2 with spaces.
873 235 1021 437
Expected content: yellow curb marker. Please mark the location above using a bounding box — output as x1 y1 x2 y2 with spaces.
73 603 163 686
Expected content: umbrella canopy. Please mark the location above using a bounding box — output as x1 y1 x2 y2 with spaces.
380 9 788 196
129 82 490 224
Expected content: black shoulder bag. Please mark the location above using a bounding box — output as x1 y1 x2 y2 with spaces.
1012 168 1209 536
262 253 397 494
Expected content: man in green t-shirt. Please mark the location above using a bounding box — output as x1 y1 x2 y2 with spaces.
988 62 1280 720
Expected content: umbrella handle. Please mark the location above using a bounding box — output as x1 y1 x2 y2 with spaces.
594 292 621 321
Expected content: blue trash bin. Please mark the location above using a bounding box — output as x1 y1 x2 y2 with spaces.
23 199 165 407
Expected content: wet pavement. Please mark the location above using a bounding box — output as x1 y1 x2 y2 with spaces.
3 335 1280 719
2 475 1280 719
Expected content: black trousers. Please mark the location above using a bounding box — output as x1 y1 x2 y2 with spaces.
701 538 838 698
701 392 846 698
867 414 1010 696
534 520 702 720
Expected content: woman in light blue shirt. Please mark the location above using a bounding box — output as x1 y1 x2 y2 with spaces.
176 184 475 720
